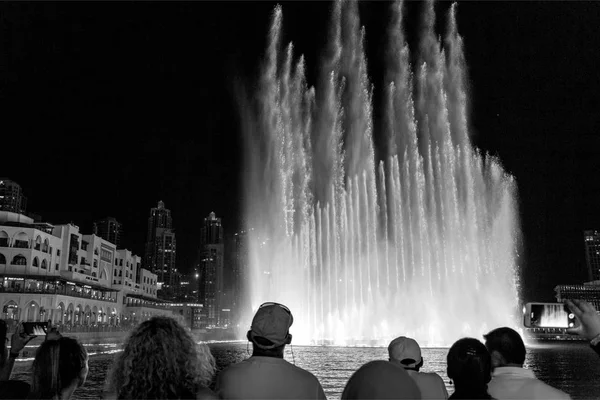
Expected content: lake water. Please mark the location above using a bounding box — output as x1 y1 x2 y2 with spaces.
9 341 600 399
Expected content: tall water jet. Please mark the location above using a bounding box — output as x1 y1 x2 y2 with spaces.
241 0 520 346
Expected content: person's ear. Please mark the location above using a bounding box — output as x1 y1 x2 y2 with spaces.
286 333 292 344
490 350 504 368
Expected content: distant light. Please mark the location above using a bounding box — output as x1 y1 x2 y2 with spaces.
568 313 574 319
568 322 574 328
522 306 526 314
195 273 199 278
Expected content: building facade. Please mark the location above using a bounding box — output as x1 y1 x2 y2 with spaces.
555 280 600 311
584 230 600 282
0 211 172 327
93 217 123 248
143 201 178 298
198 212 224 328
0 179 27 214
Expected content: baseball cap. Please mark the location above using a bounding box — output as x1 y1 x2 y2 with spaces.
249 302 294 349
388 336 422 368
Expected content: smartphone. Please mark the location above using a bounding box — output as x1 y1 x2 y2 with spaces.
23 322 48 336
523 302 576 328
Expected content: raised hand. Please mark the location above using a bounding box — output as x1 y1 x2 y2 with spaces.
10 322 36 354
566 299 600 340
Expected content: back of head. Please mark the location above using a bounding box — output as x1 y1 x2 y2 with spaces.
247 302 293 354
108 316 215 399
447 338 491 392
31 337 87 400
342 360 421 400
483 327 526 366
388 336 423 369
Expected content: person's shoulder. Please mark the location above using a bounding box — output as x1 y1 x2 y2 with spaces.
530 378 571 399
414 371 445 382
196 387 219 400
286 363 322 382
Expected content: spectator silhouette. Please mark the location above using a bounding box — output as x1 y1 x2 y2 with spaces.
388 336 448 399
105 316 217 399
215 302 325 399
447 338 493 399
483 327 570 399
341 360 421 399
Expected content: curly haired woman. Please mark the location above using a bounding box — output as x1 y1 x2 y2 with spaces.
105 316 217 400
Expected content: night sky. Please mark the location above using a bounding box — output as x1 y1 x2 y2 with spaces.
1 2 599 303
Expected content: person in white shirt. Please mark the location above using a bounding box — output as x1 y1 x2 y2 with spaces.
388 336 448 399
483 327 571 400
215 302 326 400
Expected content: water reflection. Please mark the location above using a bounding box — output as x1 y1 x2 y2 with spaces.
8 342 600 400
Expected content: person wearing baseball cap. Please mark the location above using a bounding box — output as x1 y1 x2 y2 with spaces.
215 302 326 399
388 336 448 399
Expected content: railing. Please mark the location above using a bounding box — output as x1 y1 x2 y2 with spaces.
13 241 29 249
0 286 118 303
0 239 9 247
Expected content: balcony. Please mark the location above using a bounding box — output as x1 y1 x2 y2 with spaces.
0 238 9 247
13 240 29 249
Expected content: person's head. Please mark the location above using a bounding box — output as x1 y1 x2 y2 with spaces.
342 360 421 399
447 338 491 395
107 316 215 399
483 327 526 369
247 302 293 357
30 337 88 400
388 336 423 371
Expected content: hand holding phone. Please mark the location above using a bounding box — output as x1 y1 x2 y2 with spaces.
565 299 600 340
10 323 36 354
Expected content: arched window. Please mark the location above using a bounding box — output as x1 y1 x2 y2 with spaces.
42 239 49 253
32 257 39 267
0 253 6 264
11 255 27 266
94 247 99 256
34 236 42 251
13 233 29 249
41 259 47 269
0 231 9 247
92 272 97 277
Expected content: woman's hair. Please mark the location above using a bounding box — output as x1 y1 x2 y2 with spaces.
447 337 492 398
107 316 216 399
30 337 88 400
0 320 7 365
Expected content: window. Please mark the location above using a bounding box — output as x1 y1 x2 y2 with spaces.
33 257 39 267
55 264 59 271
57 249 61 256
41 259 47 269
11 255 27 265
0 254 5 264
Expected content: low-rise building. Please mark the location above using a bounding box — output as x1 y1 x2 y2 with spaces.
0 211 173 327
554 280 600 310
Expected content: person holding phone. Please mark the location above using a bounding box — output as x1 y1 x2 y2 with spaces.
0 321 36 399
565 299 600 356
0 322 36 381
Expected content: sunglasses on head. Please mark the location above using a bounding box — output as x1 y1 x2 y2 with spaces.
259 302 292 315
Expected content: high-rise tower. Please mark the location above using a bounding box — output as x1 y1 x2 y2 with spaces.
144 201 177 296
0 179 27 214
93 217 123 248
584 230 600 281
198 212 224 327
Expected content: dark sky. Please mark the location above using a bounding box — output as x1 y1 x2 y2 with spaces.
1 1 599 303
